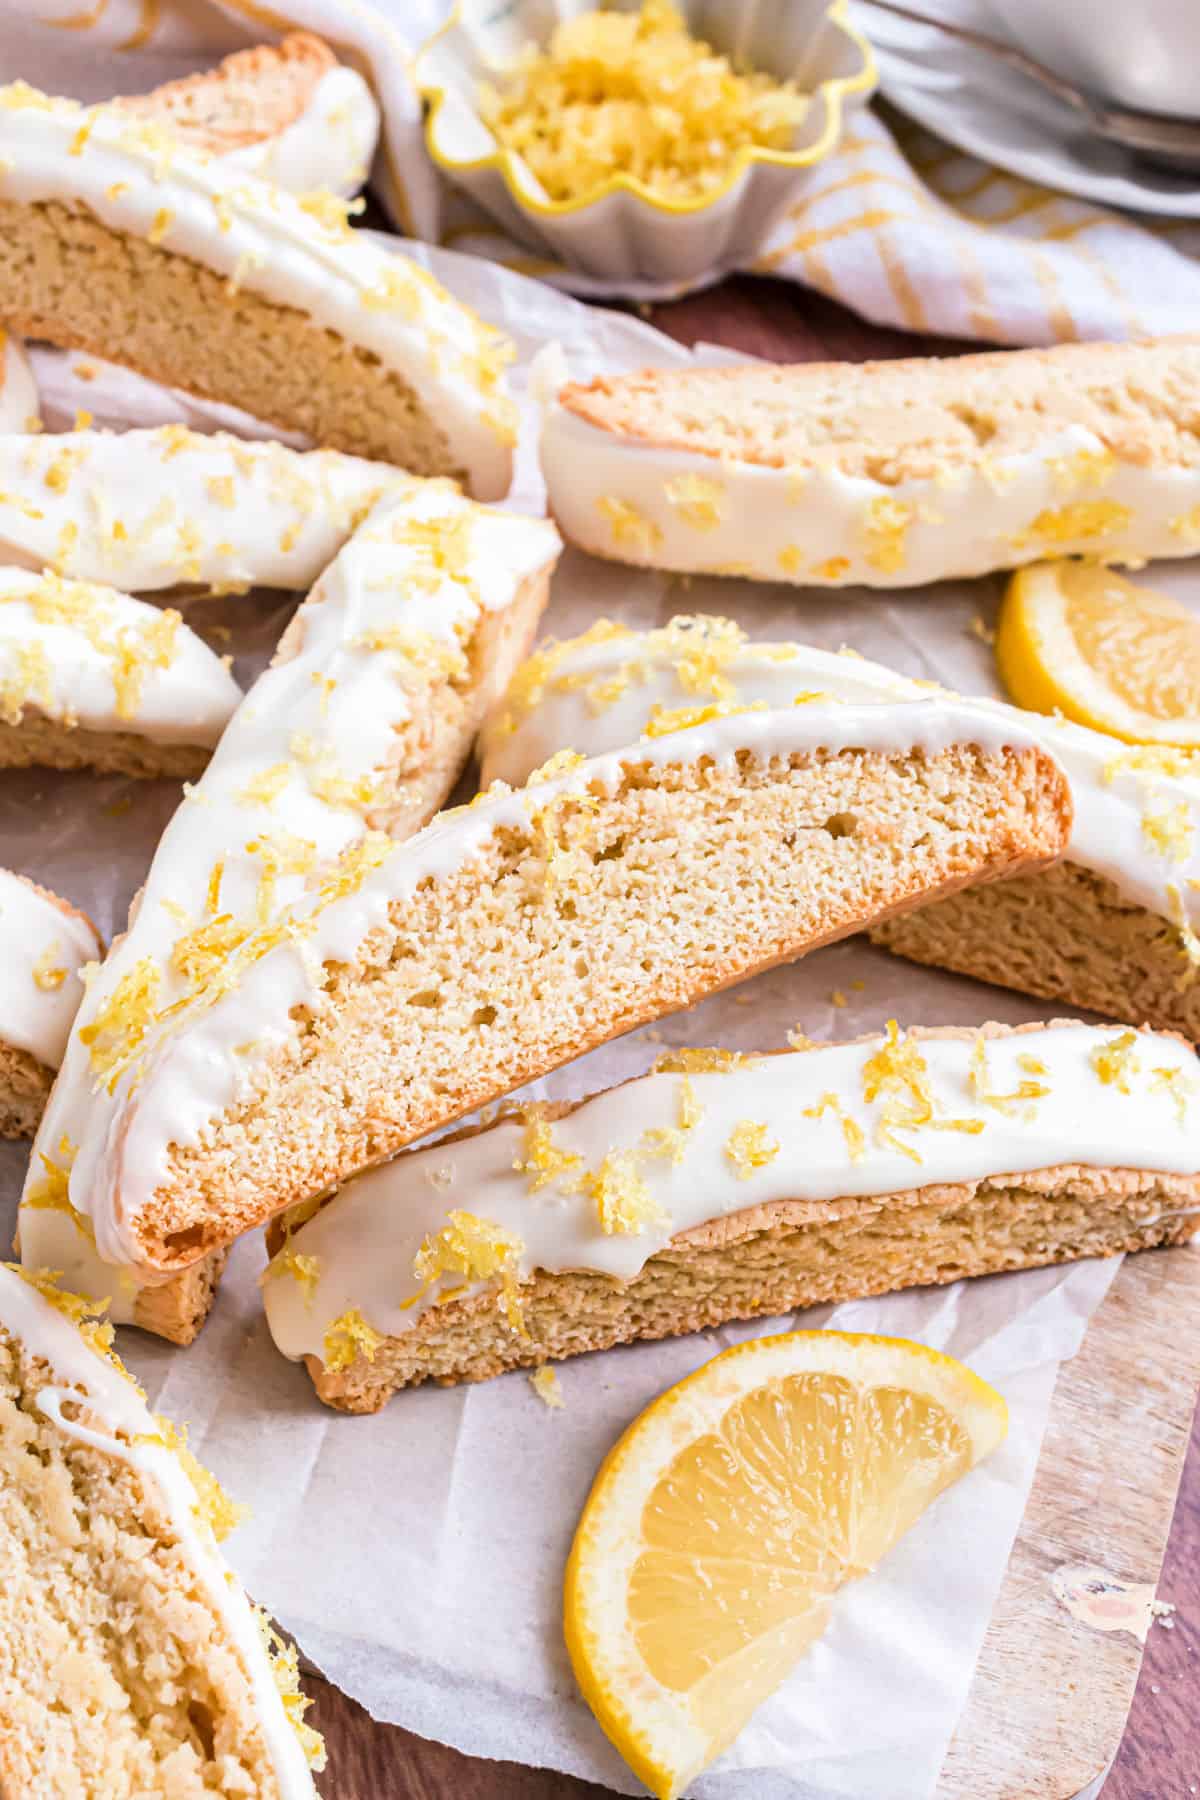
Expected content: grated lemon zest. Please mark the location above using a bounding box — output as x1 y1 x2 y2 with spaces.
802 1090 866 1163
530 1364 564 1409
1089 1030 1141 1094
585 1150 668 1236
968 1033 1050 1118
725 1118 780 1179
513 1109 585 1194
477 0 809 206
408 1211 527 1336
322 1308 384 1373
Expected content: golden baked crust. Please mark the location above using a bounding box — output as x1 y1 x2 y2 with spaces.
560 337 1200 482
114 32 337 155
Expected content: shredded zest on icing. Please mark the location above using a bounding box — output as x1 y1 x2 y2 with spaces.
407 1210 528 1337
322 1308 384 1373
1089 1030 1142 1094
725 1118 781 1179
861 1020 984 1162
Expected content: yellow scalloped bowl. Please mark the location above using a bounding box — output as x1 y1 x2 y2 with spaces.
414 0 876 292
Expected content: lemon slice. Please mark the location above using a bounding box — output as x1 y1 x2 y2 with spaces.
564 1331 1007 1800
996 560 1200 745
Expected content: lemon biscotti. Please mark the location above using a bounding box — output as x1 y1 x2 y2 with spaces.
0 81 516 497
541 338 1200 586
0 568 240 779
482 615 1200 1038
19 484 560 1341
0 870 100 1138
0 1263 323 1797
0 426 412 593
263 1022 1200 1409
28 699 1068 1299
116 32 379 199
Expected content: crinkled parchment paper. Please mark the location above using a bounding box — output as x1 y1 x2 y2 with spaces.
3 244 1195 1798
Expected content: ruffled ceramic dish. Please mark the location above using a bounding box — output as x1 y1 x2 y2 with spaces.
413 0 876 291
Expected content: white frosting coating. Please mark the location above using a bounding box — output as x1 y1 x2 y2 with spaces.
0 331 37 431
0 1264 316 1796
0 566 240 745
0 426 413 592
0 869 99 1068
263 1022 1200 1364
0 83 515 500
26 693 1041 1290
480 622 1200 937
20 486 561 1305
540 398 1200 586
224 65 380 199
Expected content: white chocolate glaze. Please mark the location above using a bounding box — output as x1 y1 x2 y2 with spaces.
263 1022 1200 1365
0 331 37 432
0 566 241 745
0 82 516 500
0 1264 317 1796
0 426 412 592
480 618 1200 940
0 869 99 1068
540 396 1200 587
224 66 380 199
28 692 1042 1286
20 485 561 1305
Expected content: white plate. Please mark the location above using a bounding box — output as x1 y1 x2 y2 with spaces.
852 0 1200 218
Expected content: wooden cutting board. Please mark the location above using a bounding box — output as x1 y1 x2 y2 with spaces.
938 1242 1200 1800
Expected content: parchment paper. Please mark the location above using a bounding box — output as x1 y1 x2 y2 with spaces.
2 244 1193 1798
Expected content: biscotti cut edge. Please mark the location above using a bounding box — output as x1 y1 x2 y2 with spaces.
0 1262 321 1796
109 713 1069 1274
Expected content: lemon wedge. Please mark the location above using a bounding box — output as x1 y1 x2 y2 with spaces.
996 560 1200 745
564 1330 1007 1800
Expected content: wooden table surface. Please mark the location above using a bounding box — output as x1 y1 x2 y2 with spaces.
308 275 1199 1799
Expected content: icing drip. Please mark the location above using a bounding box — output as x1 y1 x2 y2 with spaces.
0 426 416 593
0 81 515 500
262 1022 1200 1363
480 618 1200 941
0 869 99 1068
29 690 1041 1282
0 1265 317 1796
20 486 560 1304
539 395 1200 587
0 330 37 431
0 566 240 745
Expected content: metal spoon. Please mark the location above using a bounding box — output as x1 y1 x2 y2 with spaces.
860 0 1200 172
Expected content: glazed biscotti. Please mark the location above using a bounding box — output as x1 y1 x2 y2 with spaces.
0 567 240 778
28 697 1068 1298
262 1022 1200 1409
0 870 99 1138
116 31 379 199
0 81 516 496
0 1263 322 1797
541 338 1200 586
19 484 559 1342
481 615 1200 1038
0 426 413 592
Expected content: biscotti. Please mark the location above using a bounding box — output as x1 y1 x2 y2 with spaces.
31 699 1068 1288
262 1022 1200 1409
0 81 517 497
0 567 241 778
116 31 379 198
540 338 1200 586
481 615 1200 1037
19 484 560 1341
0 426 413 592
0 869 100 1137
0 1263 322 1796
